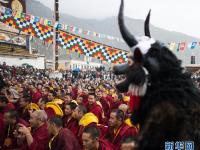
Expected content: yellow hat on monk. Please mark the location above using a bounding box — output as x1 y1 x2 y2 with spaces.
25 103 40 111
45 102 63 117
52 98 64 105
79 113 99 127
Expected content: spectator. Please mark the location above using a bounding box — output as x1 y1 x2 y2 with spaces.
82 126 113 150
47 117 80 150
18 110 50 150
106 109 138 150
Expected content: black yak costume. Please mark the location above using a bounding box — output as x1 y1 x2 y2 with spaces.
113 0 200 149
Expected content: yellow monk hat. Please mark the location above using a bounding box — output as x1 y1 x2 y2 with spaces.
79 113 99 127
45 102 63 117
52 98 64 105
125 118 140 131
25 103 40 111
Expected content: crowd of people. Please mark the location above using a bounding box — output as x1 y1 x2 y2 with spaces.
0 62 139 150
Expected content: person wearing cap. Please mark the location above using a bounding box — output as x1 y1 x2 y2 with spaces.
44 102 63 119
73 105 100 147
48 117 80 150
17 110 50 150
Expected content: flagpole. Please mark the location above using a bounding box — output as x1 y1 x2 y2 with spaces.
53 0 59 71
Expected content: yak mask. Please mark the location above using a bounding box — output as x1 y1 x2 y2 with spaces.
113 0 156 96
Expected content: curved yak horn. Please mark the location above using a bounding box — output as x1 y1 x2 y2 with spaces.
144 10 151 38
118 0 138 47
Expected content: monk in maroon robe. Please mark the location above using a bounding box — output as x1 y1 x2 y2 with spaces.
106 109 138 150
0 95 14 147
1 110 29 150
73 105 101 148
18 110 50 150
31 87 42 104
77 116 108 148
82 126 114 150
64 117 79 136
63 102 79 136
96 91 110 122
48 117 80 150
110 94 122 110
17 96 32 122
86 94 103 123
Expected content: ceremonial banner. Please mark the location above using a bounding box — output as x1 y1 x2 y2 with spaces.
0 9 128 64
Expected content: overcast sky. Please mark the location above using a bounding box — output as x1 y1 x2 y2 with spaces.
36 0 200 39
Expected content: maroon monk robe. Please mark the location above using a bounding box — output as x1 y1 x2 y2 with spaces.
77 122 97 148
4 102 15 112
98 138 114 150
106 123 138 150
87 103 103 123
0 103 15 148
1 118 29 150
106 95 113 107
63 116 79 136
100 97 110 120
26 123 50 150
32 90 42 104
77 123 108 148
17 107 30 123
81 95 88 107
49 128 80 150
72 88 78 100
110 101 122 110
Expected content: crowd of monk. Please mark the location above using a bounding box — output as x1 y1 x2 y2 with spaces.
0 63 140 150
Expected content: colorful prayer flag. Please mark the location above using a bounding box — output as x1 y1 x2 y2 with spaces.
44 19 49 25
179 42 186 51
5 8 12 16
34 16 40 22
30 15 35 22
21 13 25 19
169 42 176 51
39 18 44 24
177 43 180 51
0 6 6 13
25 14 31 20
191 42 197 49
47 20 52 26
